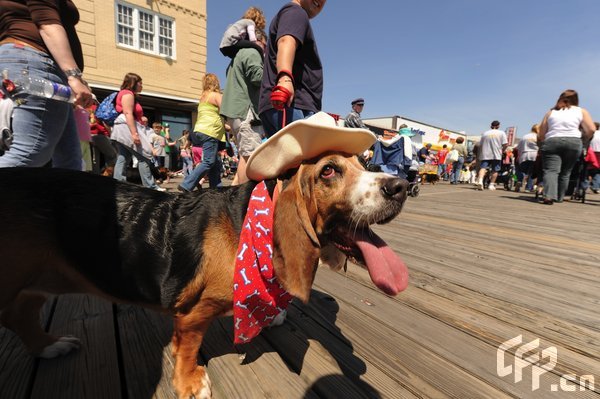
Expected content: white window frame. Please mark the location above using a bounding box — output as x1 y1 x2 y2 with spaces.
115 1 176 59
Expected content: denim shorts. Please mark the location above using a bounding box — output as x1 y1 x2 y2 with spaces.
260 108 315 138
0 43 80 169
480 159 501 172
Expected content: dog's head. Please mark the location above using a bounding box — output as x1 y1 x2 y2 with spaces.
273 152 409 302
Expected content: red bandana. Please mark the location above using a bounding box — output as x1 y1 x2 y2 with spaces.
233 181 293 344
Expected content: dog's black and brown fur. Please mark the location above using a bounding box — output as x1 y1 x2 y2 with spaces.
0 153 408 398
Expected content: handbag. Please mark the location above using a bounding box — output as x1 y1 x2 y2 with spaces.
584 146 600 169
446 149 459 164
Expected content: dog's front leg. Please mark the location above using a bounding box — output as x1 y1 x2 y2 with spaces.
172 300 222 399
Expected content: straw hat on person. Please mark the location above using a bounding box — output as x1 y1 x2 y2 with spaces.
246 112 376 181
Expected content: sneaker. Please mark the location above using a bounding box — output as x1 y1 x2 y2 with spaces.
177 184 189 193
155 186 167 192
475 182 484 190
488 183 496 191
592 188 599 194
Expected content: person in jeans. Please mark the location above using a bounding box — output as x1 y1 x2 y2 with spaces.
177 130 194 177
538 90 595 204
451 137 468 184
515 124 540 192
178 74 227 192
0 0 93 169
437 144 449 180
258 0 327 137
110 73 164 191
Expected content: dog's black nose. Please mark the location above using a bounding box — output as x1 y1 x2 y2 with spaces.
381 177 408 201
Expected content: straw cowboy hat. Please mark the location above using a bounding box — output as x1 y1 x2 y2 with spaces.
246 112 376 181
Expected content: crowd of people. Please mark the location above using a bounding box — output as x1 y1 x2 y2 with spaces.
361 89 598 205
0 0 327 192
1 0 597 204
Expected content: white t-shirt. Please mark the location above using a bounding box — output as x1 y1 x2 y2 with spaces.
590 130 600 152
516 132 539 163
545 106 583 140
479 129 508 160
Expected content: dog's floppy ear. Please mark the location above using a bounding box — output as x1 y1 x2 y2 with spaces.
273 165 320 303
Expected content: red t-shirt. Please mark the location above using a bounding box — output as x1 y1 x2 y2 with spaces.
115 90 143 122
90 121 109 137
438 149 448 163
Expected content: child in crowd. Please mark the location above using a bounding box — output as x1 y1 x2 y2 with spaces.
149 122 167 167
219 6 266 58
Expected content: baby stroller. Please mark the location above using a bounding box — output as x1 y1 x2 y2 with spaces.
406 167 420 197
498 163 517 191
482 162 516 190
369 137 420 197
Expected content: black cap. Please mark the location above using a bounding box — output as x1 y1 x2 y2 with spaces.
491 120 500 127
351 98 365 106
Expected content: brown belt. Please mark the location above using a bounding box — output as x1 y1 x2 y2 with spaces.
0 38 46 53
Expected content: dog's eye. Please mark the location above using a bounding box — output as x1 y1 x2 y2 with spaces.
320 165 336 178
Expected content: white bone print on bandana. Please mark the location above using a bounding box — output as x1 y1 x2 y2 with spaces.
233 182 292 344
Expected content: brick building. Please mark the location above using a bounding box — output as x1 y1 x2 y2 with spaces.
73 0 207 140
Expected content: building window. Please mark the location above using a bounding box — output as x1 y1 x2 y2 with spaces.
116 4 134 46
159 19 174 57
115 2 176 58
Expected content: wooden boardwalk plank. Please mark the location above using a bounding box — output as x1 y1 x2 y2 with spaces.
201 317 318 399
115 305 176 399
31 295 121 399
287 291 460 399
263 297 418 399
314 266 599 398
0 297 56 399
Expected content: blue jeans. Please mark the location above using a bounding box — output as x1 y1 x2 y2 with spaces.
518 160 535 191
581 166 600 191
438 163 447 180
180 132 222 190
260 108 315 138
181 156 193 176
0 44 81 169
541 137 582 201
452 157 464 183
112 142 158 189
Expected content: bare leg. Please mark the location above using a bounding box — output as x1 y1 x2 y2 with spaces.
477 167 488 183
231 156 249 186
490 171 499 184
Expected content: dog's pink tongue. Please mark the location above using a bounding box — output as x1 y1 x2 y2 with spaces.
354 229 409 295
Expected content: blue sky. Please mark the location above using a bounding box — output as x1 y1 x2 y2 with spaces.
206 0 600 137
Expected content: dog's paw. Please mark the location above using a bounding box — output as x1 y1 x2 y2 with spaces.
175 366 212 399
38 335 81 359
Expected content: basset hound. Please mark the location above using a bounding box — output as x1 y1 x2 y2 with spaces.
0 152 409 399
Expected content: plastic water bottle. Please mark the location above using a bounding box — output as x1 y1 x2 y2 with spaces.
15 70 74 103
